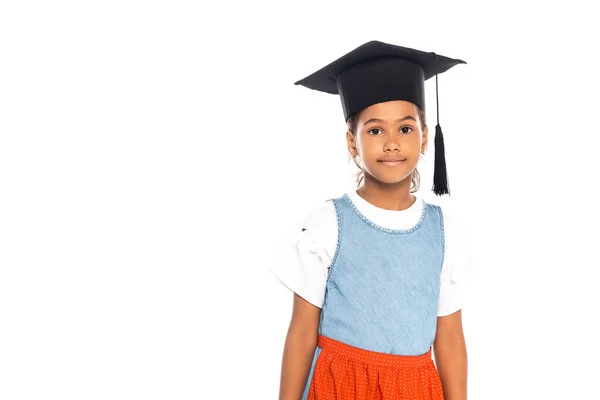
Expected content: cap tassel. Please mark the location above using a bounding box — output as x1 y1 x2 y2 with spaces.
431 52 449 196
433 123 449 195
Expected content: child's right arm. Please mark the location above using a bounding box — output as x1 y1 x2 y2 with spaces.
269 200 336 398
278 293 320 400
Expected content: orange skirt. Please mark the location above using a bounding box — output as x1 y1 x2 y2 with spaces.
307 335 444 400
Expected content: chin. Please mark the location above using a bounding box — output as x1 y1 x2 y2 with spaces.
368 171 413 185
366 165 410 182
376 176 412 185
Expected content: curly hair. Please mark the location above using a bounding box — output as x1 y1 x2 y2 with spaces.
346 106 427 191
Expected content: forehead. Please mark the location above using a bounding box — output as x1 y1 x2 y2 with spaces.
359 100 418 121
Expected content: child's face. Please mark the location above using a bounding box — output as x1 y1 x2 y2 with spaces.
347 100 428 186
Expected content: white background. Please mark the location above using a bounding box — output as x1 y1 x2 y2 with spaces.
1 1 599 399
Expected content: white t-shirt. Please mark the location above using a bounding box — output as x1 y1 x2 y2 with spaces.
269 190 473 317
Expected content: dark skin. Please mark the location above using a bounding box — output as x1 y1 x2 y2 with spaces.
278 100 467 400
433 309 468 400
278 294 320 400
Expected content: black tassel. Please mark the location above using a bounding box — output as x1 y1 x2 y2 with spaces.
433 123 449 196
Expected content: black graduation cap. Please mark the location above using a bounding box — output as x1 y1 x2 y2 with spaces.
294 40 466 196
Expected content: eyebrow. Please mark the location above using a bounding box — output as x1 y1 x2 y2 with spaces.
363 116 417 125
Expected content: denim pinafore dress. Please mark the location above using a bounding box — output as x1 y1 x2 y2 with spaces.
302 193 446 400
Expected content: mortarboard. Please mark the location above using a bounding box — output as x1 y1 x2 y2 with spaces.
294 40 466 196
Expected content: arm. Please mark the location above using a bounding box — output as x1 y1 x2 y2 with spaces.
278 293 321 400
433 309 468 400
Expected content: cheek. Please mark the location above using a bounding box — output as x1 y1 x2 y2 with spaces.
406 134 422 148
356 133 371 151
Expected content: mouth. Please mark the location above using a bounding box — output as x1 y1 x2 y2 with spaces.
378 159 407 166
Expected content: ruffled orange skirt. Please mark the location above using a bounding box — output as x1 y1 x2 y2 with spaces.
307 335 444 400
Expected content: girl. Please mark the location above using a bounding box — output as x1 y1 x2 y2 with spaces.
269 41 472 400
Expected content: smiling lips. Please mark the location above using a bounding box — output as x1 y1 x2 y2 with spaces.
378 158 407 166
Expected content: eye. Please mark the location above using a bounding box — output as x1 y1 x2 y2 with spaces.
400 126 413 134
368 128 382 136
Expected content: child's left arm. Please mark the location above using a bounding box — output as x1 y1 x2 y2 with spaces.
433 310 467 400
434 205 472 399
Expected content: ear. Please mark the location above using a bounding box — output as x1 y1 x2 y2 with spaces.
421 125 429 154
346 130 357 156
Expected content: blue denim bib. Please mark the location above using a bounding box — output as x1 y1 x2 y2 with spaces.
302 193 445 399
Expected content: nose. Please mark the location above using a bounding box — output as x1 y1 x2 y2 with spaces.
384 137 400 152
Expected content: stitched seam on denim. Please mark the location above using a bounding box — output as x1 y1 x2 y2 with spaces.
319 198 341 332
437 204 446 272
342 193 428 235
325 197 343 288
318 199 340 336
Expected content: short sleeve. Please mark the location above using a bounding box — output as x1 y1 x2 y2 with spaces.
267 200 338 308
437 206 474 316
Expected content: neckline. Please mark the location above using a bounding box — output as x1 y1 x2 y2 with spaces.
342 192 428 235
